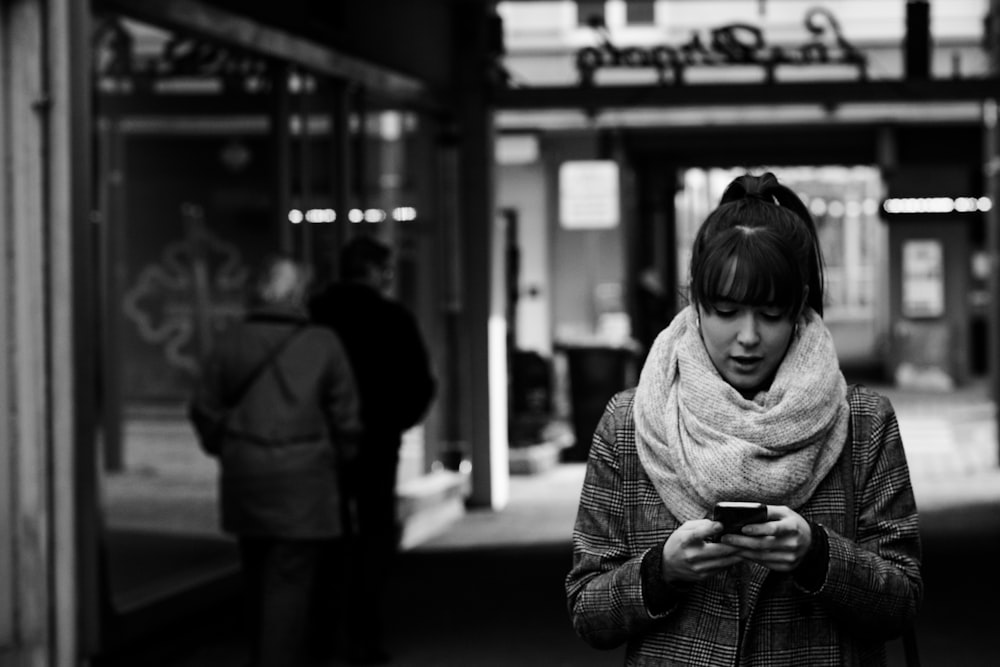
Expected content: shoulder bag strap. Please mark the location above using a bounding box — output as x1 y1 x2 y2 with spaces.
225 324 307 410
844 391 921 667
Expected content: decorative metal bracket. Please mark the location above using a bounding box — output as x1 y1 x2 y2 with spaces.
93 15 275 94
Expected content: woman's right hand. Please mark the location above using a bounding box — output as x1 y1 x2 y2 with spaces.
661 519 742 585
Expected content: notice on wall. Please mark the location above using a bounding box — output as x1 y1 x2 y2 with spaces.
559 160 620 229
902 239 944 318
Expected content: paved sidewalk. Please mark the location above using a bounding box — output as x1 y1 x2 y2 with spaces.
875 381 1000 512
354 381 1000 667
96 381 1000 666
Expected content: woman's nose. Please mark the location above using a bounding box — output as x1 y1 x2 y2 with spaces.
735 313 760 346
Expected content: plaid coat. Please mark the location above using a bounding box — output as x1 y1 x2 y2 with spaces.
566 385 922 666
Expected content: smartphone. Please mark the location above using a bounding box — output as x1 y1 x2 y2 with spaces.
712 501 767 536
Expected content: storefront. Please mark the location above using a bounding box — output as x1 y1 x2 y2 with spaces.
88 2 490 659
1 1 506 663
494 0 1000 397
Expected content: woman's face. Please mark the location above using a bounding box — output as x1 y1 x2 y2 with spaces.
697 300 796 398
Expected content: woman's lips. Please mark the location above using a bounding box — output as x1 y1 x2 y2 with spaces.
731 355 762 369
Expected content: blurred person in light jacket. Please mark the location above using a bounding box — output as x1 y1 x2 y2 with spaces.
192 254 361 667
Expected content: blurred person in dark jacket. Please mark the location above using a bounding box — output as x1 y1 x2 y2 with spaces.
191 255 362 667
309 235 437 665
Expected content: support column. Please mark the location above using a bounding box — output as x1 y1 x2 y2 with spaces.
1 0 89 664
274 64 293 253
987 0 1000 464
455 1 508 509
53 0 97 661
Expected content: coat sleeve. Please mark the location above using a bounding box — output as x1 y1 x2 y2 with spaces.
322 331 364 461
565 393 666 650
813 394 923 639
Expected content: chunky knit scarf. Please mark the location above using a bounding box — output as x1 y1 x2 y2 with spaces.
633 305 848 523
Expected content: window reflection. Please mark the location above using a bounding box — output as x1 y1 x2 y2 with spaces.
93 14 328 617
92 13 446 624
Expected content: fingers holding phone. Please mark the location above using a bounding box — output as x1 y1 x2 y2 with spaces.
720 504 813 572
660 519 742 585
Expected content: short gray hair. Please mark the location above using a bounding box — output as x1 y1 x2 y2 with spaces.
249 255 312 307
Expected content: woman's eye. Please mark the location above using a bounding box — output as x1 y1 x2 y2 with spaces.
760 309 784 321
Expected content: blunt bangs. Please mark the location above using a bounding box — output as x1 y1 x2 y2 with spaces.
691 227 806 317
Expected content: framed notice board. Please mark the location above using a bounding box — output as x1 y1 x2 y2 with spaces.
901 239 944 318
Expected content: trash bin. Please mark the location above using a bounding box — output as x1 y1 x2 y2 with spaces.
559 344 638 462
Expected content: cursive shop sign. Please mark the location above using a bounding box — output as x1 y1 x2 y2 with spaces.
576 7 867 86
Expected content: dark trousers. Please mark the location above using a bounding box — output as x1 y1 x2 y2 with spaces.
345 440 402 653
238 537 324 667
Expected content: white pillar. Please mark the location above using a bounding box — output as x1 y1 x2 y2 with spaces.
0 1 88 664
456 1 509 509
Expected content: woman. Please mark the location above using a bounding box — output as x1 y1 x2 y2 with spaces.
191 255 362 667
566 173 922 666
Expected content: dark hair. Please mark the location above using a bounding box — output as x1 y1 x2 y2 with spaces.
689 172 825 317
340 235 391 281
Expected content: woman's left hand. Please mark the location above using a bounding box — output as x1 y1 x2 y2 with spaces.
720 505 812 572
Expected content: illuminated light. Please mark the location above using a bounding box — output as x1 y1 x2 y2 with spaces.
809 198 827 217
827 200 845 218
882 196 994 214
364 208 387 223
931 197 955 213
305 208 336 223
845 200 861 218
954 197 975 213
392 206 418 221
290 206 426 224
379 111 403 141
862 198 879 216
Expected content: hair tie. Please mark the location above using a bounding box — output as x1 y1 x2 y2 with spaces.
745 191 777 205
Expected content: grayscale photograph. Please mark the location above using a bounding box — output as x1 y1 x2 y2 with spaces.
2 1 998 666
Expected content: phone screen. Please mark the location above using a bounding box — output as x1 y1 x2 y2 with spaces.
712 501 767 535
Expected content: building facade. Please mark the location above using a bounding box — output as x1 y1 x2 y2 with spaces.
496 0 999 389
1 1 506 664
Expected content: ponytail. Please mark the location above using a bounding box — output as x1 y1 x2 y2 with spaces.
716 172 825 317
